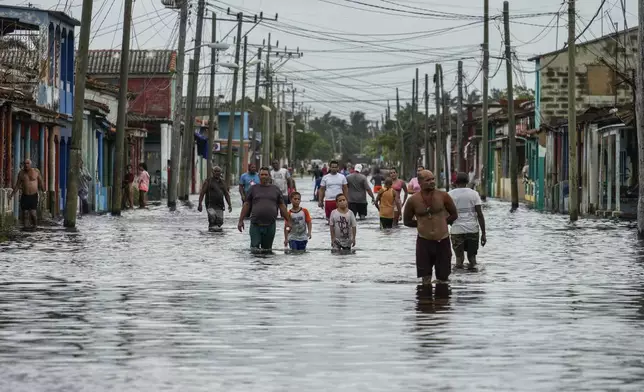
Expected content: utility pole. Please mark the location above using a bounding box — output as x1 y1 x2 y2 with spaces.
411 77 416 177
225 13 243 187
63 0 93 227
456 60 464 172
440 66 449 191
182 58 195 200
262 33 271 166
180 0 206 200
239 35 248 176
434 66 443 188
395 88 403 175
504 1 519 211
568 0 579 221
207 12 217 177
415 68 419 172
635 0 644 237
281 85 286 163
425 73 430 171
290 87 296 163
111 0 133 215
251 46 262 167
168 0 188 209
481 0 490 200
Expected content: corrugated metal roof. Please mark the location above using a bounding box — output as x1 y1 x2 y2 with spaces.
0 49 39 73
87 50 177 75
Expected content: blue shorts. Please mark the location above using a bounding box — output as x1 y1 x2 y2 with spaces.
289 240 308 251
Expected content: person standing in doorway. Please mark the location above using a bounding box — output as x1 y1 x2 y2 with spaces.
375 177 401 229
318 160 348 223
138 163 150 209
346 163 375 220
239 163 260 218
9 159 44 229
78 159 93 215
283 191 312 251
271 160 291 211
449 172 486 270
329 193 357 251
198 166 232 231
238 166 290 252
407 165 424 195
403 170 458 285
389 167 408 225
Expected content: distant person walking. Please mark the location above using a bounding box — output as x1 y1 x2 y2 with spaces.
329 193 357 251
122 164 135 209
371 168 384 193
407 165 424 195
198 166 232 231
389 167 408 225
312 165 323 201
271 160 292 215
346 164 375 220
9 159 44 229
318 160 348 223
375 177 401 229
238 167 290 252
283 191 312 251
78 159 93 215
239 163 260 218
403 170 458 285
137 163 150 208
448 172 486 269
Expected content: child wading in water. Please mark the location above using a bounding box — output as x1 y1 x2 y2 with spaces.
284 192 312 251
329 194 357 251
375 177 401 229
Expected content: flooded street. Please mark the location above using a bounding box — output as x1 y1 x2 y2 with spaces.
2 179 644 391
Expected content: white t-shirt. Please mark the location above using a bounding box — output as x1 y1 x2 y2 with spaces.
448 187 482 234
320 173 347 201
270 168 290 194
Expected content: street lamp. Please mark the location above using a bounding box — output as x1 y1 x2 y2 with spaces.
186 41 230 53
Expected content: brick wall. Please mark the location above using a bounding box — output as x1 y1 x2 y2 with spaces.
537 29 637 125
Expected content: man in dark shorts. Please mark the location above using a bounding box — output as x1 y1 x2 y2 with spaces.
9 159 45 229
403 170 457 285
238 166 290 252
346 164 375 219
448 172 486 269
198 166 232 231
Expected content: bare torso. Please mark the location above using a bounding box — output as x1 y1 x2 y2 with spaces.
20 168 41 195
406 190 452 240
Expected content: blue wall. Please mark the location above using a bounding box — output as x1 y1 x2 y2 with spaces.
217 112 249 140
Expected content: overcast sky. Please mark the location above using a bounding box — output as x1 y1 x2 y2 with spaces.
6 0 640 122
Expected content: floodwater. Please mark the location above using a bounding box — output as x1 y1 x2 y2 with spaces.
2 179 644 391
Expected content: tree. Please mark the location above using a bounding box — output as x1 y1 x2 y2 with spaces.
489 85 534 101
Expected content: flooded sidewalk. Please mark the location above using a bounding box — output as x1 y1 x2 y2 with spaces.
1 179 644 391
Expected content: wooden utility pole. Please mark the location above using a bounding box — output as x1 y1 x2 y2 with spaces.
456 60 464 172
182 58 195 199
424 73 430 170
111 0 133 215
635 0 644 236
440 66 449 191
180 0 206 200
207 12 217 177
239 35 248 175
281 85 286 162
411 77 416 177
481 0 490 200
396 88 403 174
168 0 188 209
225 13 243 187
63 0 93 227
251 46 262 166
434 65 443 188
262 33 271 166
568 0 579 221
290 87 296 163
503 1 519 211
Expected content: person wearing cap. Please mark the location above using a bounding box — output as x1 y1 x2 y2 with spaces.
448 172 487 270
345 163 375 220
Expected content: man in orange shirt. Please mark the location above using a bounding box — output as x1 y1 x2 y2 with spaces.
375 178 401 229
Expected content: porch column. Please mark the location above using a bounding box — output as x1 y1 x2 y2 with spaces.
49 130 56 215
588 124 598 212
160 123 169 192
581 126 588 214
598 133 604 211
5 110 12 187
24 123 31 161
39 125 45 172
0 108 4 187
607 135 613 211
13 121 21 217
615 130 621 214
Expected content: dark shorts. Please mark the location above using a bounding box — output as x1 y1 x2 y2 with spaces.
349 202 368 218
415 236 452 280
289 240 308 251
249 222 276 250
380 217 394 229
20 193 38 211
451 232 480 256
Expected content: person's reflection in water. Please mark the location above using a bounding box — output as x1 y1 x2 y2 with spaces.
411 283 452 357
416 283 451 314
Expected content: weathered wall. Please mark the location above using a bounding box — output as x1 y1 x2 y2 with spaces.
84 87 118 125
538 29 637 125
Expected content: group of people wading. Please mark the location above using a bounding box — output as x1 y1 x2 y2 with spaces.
198 159 487 285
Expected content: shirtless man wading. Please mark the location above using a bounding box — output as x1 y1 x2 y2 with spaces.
403 170 457 285
10 159 44 229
